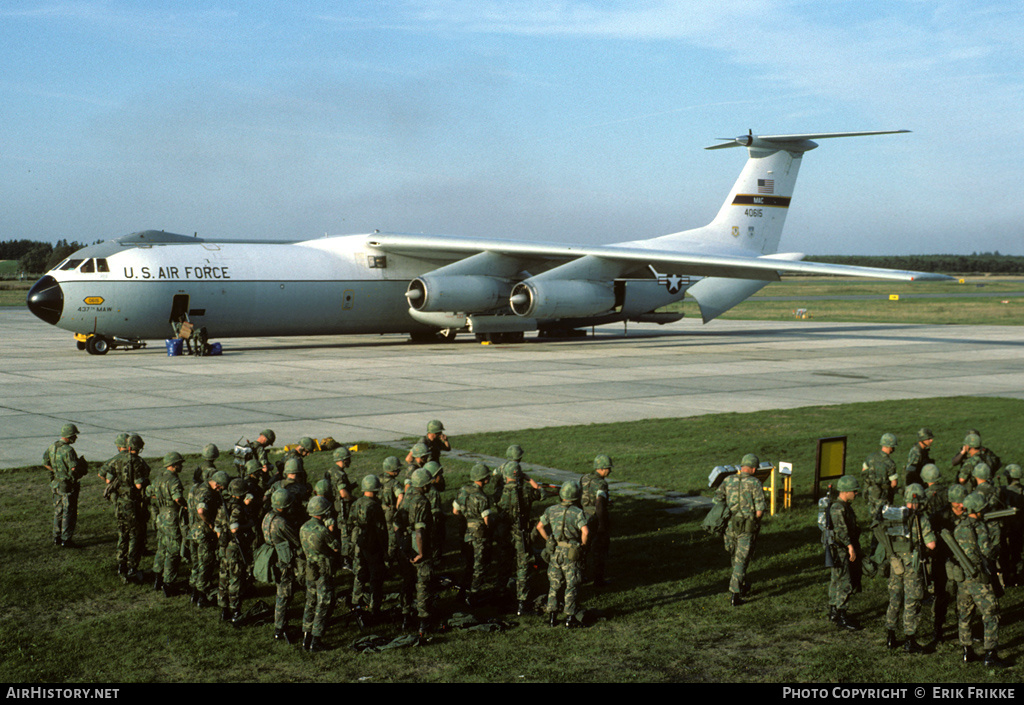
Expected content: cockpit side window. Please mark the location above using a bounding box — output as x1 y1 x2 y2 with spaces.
59 259 84 271
80 259 95 273
95 258 109 273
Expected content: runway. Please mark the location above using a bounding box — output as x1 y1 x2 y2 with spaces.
2 308 1022 469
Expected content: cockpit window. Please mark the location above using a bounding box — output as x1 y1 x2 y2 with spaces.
59 259 84 271
80 259 95 273
95 258 109 272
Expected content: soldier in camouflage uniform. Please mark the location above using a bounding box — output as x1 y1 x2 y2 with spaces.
715 453 767 606
537 481 589 628
883 483 937 652
580 454 613 586
494 459 544 615
406 419 451 464
104 434 149 581
394 468 435 633
921 465 952 638
452 463 495 604
350 475 388 627
999 464 1023 587
904 428 934 488
422 460 447 561
828 475 863 631
951 492 1010 667
216 478 255 623
152 452 188 596
378 456 404 562
399 442 430 496
300 496 340 651
263 488 302 643
43 423 87 547
955 432 1001 489
861 433 899 569
97 432 129 484
190 470 228 607
325 447 355 567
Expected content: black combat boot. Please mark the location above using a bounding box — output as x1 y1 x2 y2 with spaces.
983 650 1010 668
153 574 163 592
828 605 838 624
307 636 326 652
730 592 743 607
516 600 529 616
220 606 232 622
836 610 861 631
962 646 978 663
302 632 312 650
548 612 558 627
565 614 582 629
274 626 291 644
903 636 924 654
886 629 900 650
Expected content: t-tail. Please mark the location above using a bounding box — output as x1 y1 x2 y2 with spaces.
631 130 910 322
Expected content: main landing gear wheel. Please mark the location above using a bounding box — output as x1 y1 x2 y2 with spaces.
86 336 110 355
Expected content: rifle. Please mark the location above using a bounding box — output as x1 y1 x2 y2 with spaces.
940 528 978 580
872 523 904 576
819 486 835 569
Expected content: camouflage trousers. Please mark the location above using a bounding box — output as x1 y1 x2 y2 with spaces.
115 501 145 571
546 544 583 617
302 561 335 637
461 530 490 595
190 531 218 596
52 486 79 542
352 544 385 613
153 511 184 584
274 563 297 630
586 527 610 584
886 551 927 636
829 552 857 610
397 557 434 618
496 527 531 601
218 541 249 611
957 578 1000 651
724 524 759 594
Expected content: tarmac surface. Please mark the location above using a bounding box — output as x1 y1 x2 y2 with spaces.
3 308 1023 471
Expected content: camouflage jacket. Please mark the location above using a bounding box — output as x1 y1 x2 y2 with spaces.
904 443 932 484
349 495 387 553
454 482 493 527
539 503 587 545
192 483 222 537
154 469 186 517
715 472 767 522
395 489 433 558
262 510 301 565
954 515 997 577
861 450 897 493
45 440 82 491
300 516 338 567
829 498 860 550
580 472 610 516
105 452 148 504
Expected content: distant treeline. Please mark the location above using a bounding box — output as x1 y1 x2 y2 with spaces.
807 253 1024 274
0 239 92 276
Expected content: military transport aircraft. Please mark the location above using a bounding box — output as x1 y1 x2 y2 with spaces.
27 130 949 354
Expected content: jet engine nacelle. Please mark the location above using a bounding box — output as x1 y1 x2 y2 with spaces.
406 275 511 313
509 279 616 319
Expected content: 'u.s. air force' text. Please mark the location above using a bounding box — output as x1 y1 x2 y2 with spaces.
123 266 230 280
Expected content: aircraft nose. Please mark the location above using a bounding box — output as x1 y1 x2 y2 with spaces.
26 275 64 325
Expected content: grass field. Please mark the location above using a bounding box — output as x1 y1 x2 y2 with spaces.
2 396 1021 683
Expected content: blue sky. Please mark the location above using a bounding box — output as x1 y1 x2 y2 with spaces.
2 1 1022 255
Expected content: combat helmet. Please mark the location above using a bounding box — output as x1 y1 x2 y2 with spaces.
1006 463 1022 480
314 478 332 497
260 429 276 445
283 457 303 476
382 456 401 473
917 428 934 441
904 483 925 504
410 468 432 489
559 481 581 502
920 464 941 483
964 433 982 449
947 484 967 504
115 432 130 448
427 420 444 434
211 471 230 488
128 434 145 452
740 453 760 469
423 460 442 478
410 443 429 460
333 446 352 463
361 475 382 493
307 496 331 517
963 492 987 514
506 444 524 461
836 475 860 493
228 478 247 497
202 443 220 460
470 463 490 482
163 451 184 467
271 489 292 510
298 436 315 453
880 433 898 448
593 454 613 470
972 463 992 481
61 423 80 438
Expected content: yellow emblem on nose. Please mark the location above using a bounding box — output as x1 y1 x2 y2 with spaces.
84 296 105 305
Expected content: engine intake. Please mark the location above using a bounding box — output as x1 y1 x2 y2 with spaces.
406 275 511 313
509 279 615 319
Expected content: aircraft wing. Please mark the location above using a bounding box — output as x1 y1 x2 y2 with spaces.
366 232 951 282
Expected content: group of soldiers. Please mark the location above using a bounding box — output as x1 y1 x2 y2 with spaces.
41 420 613 652
822 428 1021 668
